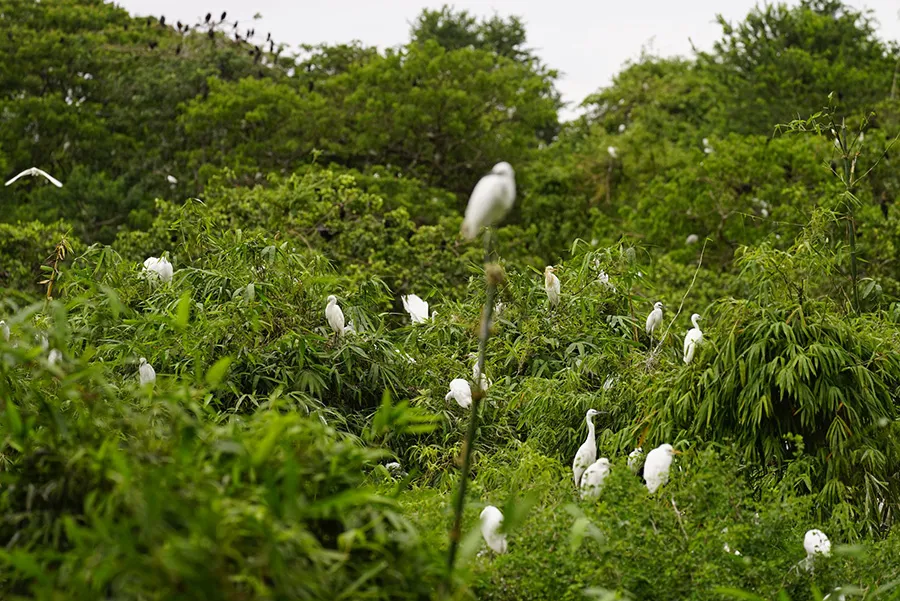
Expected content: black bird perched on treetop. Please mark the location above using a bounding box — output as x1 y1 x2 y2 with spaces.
177 21 183 30
160 15 165 25
266 32 271 41
221 11 227 21
205 13 211 23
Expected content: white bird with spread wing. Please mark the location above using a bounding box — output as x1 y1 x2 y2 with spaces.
480 505 508 554
401 294 430 323
325 295 345 337
5 167 63 188
461 162 516 240
445 378 473 409
572 409 600 487
645 302 663 340
683 313 703 364
544 266 560 308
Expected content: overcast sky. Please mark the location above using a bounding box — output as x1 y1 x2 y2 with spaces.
115 0 900 117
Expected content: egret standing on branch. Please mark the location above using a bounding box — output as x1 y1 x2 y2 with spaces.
139 357 156 387
5 167 63 188
644 443 677 493
325 295 345 337
480 506 508 554
572 409 600 487
581 457 611 499
544 266 560 308
683 313 703 364
645 301 663 341
461 162 516 240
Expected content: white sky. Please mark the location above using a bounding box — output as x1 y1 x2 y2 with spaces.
115 0 900 118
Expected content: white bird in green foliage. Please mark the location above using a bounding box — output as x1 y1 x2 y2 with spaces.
544 266 560 307
683 314 703 364
461 162 516 240
645 302 663 338
580 457 611 499
644 443 677 493
0 320 9 342
143 256 173 283
480 505 508 554
139 357 156 387
572 409 600 487
803 529 830 571
325 295 345 337
445 378 472 409
402 294 430 323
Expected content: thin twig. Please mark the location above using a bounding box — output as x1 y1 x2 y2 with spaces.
671 497 689 542
649 238 707 361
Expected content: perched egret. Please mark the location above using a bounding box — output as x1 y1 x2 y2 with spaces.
143 256 174 283
597 270 615 291
139 357 156 386
627 447 644 474
0 320 8 342
544 266 560 308
686 234 699 245
445 378 473 409
804 529 831 561
580 457 611 499
325 295 345 337
572 409 601 487
461 162 516 240
5 167 63 188
401 294 430 323
645 301 663 339
48 349 62 366
607 146 618 159
472 358 491 391
385 461 407 478
683 314 703 364
644 443 677 493
479 505 508 554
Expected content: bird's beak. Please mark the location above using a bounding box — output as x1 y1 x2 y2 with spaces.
673 450 682 455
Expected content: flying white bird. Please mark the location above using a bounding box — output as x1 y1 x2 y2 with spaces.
644 443 677 493
325 295 345 337
461 162 516 240
401 294 430 323
645 302 663 340
142 256 174 283
139 357 156 386
48 349 62 366
572 409 601 487
445 378 473 409
804 529 831 563
544 266 560 308
480 505 508 554
627 447 644 473
683 314 703 364
5 167 63 188
0 320 9 342
686 234 699 245
580 457 611 499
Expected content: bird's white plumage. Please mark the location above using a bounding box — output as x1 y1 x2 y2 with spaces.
0 320 9 342
544 266 560 307
5 167 63 188
325 295 345 336
580 457 611 499
401 294 430 323
471 355 491 391
461 162 516 240
644 443 676 493
683 313 703 364
572 409 600 486
480 505 508 554
48 349 62 366
445 378 473 409
139 357 156 386
143 256 174 283
804 529 831 558
627 447 644 473
645 302 663 336
686 234 699 245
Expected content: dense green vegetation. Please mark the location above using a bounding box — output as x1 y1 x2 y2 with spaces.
2 0 900 598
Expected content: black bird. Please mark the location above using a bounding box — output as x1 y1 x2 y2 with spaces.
233 20 238 29
149 40 158 49
266 32 271 42
205 13 211 23
207 28 215 40
221 11 227 21
234 32 241 42
176 44 182 55
269 40 274 52
160 15 165 25
146 17 151 26
177 21 183 30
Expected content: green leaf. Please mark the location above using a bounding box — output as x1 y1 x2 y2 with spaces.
175 291 191 329
205 357 232 388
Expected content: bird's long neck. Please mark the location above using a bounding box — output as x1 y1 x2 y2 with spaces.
691 315 700 329
586 415 596 443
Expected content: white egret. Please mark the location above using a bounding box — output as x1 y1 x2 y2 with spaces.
627 447 644 474
644 443 677 493
0 320 8 342
572 409 601 487
5 167 63 188
142 256 174 283
139 357 156 386
686 234 699 245
618 123 626 133
607 146 618 159
325 295 345 337
597 270 616 292
603 376 616 391
683 314 703 364
544 266 560 308
461 162 516 240
445 378 472 409
804 529 831 562
401 294 430 323
48 349 62 366
645 302 663 339
480 505 508 554
472 358 491 391
166 174 178 184
580 457 611 499
385 461 407 478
